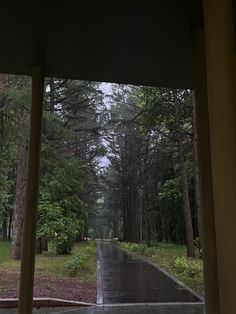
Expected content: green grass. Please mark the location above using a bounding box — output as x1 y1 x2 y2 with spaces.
0 240 20 271
0 240 97 283
118 241 204 296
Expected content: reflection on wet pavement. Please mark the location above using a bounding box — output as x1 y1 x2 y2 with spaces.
97 241 203 304
0 304 205 314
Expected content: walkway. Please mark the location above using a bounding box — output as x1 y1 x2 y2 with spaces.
97 241 202 304
0 304 204 314
0 241 205 314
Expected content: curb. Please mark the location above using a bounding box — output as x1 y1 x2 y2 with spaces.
0 298 95 309
96 242 104 305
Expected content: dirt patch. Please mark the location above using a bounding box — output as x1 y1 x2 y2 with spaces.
0 272 96 303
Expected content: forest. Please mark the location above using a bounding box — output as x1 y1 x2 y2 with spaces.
0 75 201 259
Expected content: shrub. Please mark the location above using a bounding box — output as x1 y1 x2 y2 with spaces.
64 256 82 277
139 245 155 257
139 245 147 255
145 246 156 257
64 245 94 277
185 262 201 278
174 256 188 273
120 242 157 257
174 256 201 278
122 242 140 252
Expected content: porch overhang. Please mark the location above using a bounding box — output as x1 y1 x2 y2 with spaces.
0 1 202 88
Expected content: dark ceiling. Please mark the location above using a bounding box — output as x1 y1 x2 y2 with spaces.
0 1 203 88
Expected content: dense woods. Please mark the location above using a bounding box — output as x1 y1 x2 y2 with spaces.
0 76 201 258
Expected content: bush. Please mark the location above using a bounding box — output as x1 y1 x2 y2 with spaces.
139 246 156 257
174 256 201 278
122 242 140 252
56 240 73 255
64 245 94 276
120 242 157 257
174 256 188 273
64 255 82 276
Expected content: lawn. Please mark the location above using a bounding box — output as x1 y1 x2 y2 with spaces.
0 240 97 302
118 241 204 296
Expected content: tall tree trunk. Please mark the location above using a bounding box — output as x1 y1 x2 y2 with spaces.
144 191 151 246
113 207 119 238
35 238 42 254
2 214 8 240
130 182 137 242
192 93 202 246
178 140 195 257
12 139 28 259
174 92 195 257
42 238 48 251
8 208 12 240
0 75 6 171
0 75 7 240
122 185 128 240
139 193 143 243
0 105 3 169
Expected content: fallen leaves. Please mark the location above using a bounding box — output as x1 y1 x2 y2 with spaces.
0 272 96 303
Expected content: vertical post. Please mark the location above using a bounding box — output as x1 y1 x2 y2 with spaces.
203 1 236 313
193 29 220 314
18 66 44 314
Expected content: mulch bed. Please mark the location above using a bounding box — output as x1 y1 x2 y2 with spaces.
0 272 96 303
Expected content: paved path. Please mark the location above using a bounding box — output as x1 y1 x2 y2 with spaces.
0 241 204 314
97 241 203 306
0 304 205 314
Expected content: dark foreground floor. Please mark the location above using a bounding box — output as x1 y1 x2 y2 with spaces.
0 304 205 314
97 241 202 304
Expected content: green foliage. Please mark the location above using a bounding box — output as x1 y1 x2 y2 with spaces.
194 237 202 259
120 242 156 257
102 85 197 246
0 240 97 286
173 256 201 278
139 245 156 257
64 255 83 276
0 76 31 238
0 76 104 249
64 245 94 277
0 240 13 264
38 193 64 237
37 192 68 252
121 242 140 252
174 256 189 273
0 172 12 212
38 156 94 254
38 190 82 255
158 179 182 200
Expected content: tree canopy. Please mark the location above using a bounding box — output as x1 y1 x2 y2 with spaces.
0 77 201 258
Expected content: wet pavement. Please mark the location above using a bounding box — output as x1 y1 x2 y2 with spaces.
1 241 204 313
0 304 205 314
97 241 202 304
